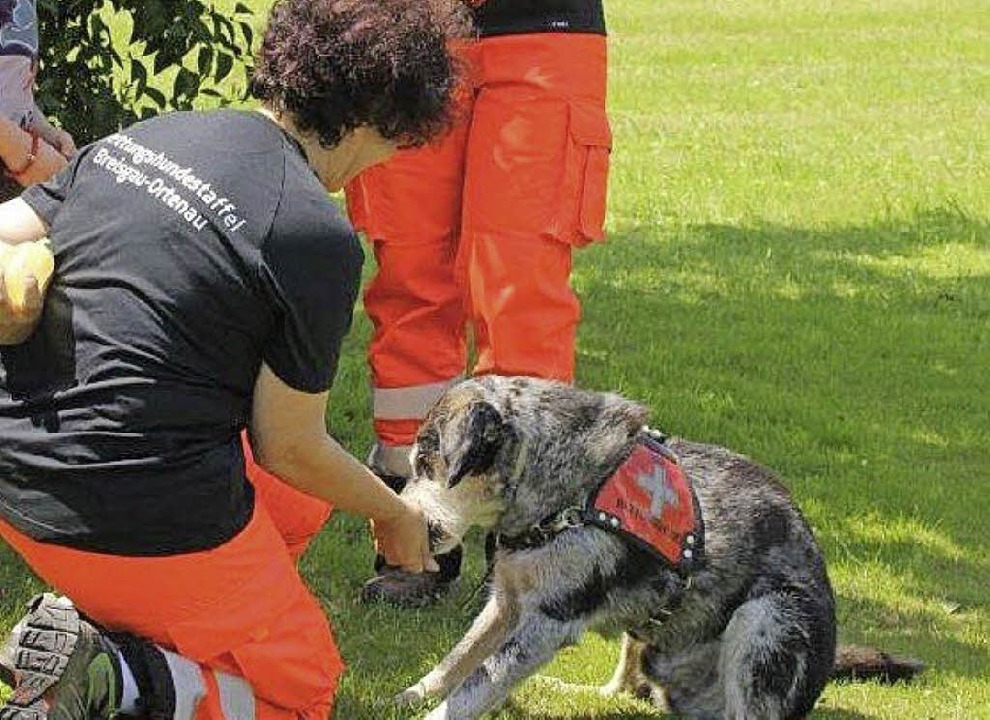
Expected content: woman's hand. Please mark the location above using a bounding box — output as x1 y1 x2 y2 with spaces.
26 109 77 161
371 497 440 574
50 128 77 159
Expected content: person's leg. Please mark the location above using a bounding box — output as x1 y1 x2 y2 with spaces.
344 117 472 475
0 500 341 720
345 138 469 606
343 50 478 606
241 432 330 562
460 33 611 382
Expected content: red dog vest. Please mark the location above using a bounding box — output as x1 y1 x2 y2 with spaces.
586 433 704 572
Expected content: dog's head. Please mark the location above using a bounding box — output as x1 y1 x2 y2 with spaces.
401 375 649 553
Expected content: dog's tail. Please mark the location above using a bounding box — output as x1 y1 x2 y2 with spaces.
832 644 927 684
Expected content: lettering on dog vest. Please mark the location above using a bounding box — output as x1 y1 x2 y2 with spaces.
587 435 704 572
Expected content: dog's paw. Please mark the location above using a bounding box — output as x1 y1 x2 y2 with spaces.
599 679 655 700
394 682 428 708
599 675 651 697
600 679 668 709
598 678 626 697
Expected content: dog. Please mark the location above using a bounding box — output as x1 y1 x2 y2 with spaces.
394 375 922 720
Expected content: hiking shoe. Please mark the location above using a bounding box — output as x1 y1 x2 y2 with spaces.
0 593 121 720
360 568 454 609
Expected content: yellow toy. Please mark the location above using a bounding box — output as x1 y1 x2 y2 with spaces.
0 238 55 313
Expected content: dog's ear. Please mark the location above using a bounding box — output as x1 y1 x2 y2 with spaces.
602 394 650 437
584 396 651 468
442 401 505 488
625 401 650 436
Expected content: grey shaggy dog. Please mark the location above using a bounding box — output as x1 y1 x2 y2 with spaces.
396 375 839 720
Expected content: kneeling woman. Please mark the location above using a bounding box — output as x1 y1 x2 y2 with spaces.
0 1 469 719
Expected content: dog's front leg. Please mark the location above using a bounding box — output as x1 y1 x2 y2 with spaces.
425 612 582 720
600 632 648 697
600 633 669 709
396 593 518 708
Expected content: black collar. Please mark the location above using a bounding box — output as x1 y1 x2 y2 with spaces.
494 506 584 552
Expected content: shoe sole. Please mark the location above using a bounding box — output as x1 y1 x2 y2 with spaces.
0 594 81 720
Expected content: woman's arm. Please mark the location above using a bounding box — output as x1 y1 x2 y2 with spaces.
250 363 438 573
29 109 77 158
0 114 68 186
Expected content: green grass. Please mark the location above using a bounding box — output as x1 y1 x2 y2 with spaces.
3 0 988 718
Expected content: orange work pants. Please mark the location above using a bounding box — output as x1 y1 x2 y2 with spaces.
0 437 340 720
346 33 611 447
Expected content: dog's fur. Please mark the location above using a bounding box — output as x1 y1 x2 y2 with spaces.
396 375 841 720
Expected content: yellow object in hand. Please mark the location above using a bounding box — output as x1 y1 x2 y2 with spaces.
1 238 55 313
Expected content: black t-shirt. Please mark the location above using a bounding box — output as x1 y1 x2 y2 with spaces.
0 110 363 556
472 0 606 37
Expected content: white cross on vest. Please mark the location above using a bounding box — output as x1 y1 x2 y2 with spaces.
635 465 680 519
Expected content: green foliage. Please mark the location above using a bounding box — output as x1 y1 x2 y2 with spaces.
35 0 255 144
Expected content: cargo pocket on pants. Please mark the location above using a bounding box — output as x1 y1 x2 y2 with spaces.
548 101 612 246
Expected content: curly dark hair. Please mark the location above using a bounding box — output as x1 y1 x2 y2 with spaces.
250 0 472 149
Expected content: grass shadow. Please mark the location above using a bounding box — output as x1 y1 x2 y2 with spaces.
570 205 989 680
575 206 988 545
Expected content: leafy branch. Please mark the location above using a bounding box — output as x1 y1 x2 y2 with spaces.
35 0 255 144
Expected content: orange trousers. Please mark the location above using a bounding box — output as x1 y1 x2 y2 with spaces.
0 437 341 720
346 33 611 447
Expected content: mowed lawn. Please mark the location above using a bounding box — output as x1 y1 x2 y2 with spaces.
2 1 988 719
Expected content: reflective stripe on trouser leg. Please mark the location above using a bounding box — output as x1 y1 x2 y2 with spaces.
214 670 256 720
371 377 464 461
161 648 207 720
347 97 474 450
372 378 464 422
184 657 257 720
459 34 609 382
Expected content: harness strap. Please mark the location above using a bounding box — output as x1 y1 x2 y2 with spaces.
494 505 583 552
494 428 705 576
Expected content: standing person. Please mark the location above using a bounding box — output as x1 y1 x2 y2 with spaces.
0 0 76 200
346 0 612 607
0 2 468 720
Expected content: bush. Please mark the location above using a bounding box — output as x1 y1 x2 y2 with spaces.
35 0 255 145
